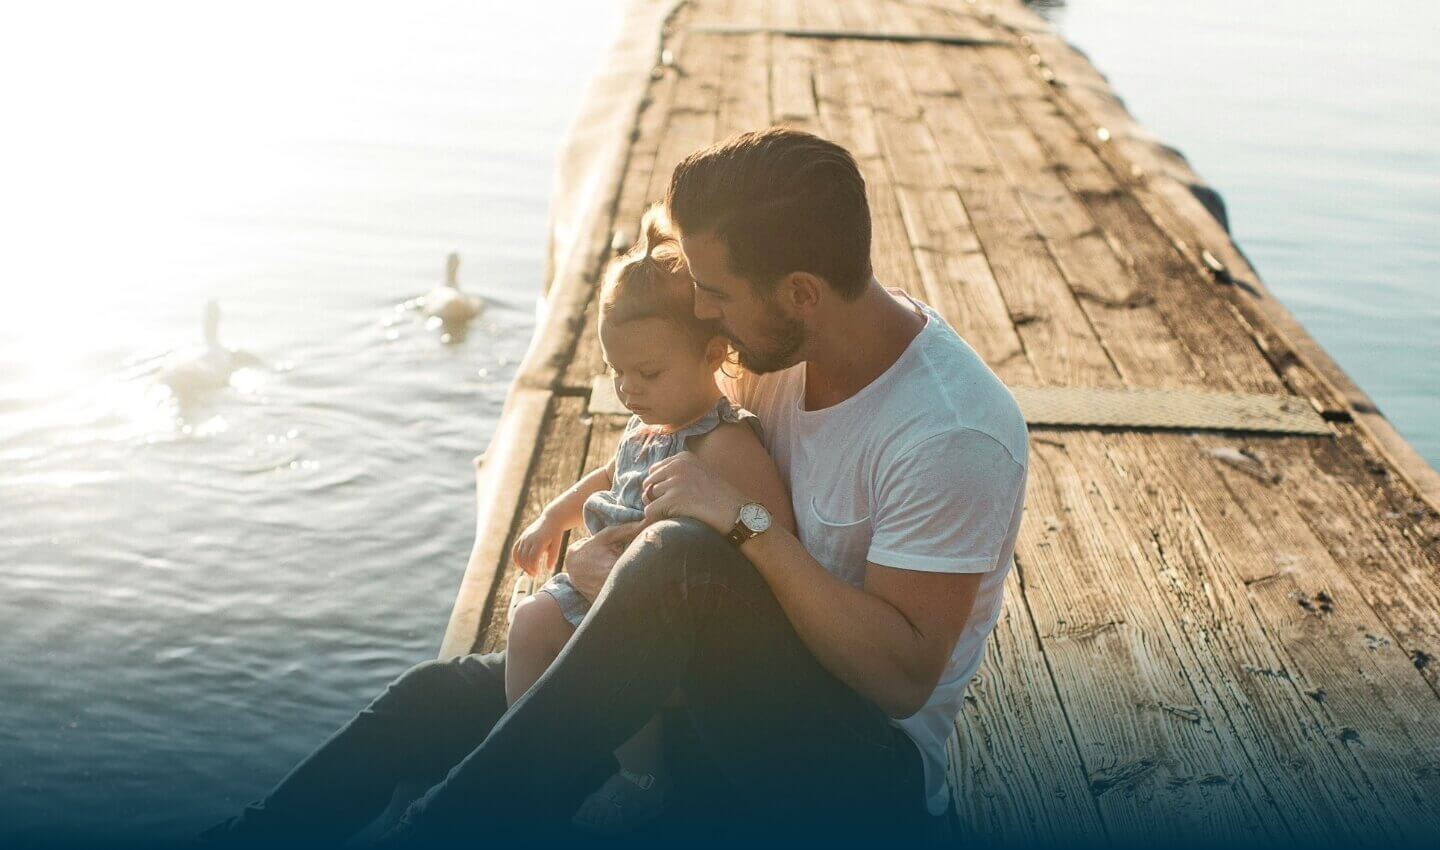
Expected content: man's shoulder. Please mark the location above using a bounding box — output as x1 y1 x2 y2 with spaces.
886 312 1028 467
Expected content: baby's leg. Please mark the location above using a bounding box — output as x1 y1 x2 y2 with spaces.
504 593 576 706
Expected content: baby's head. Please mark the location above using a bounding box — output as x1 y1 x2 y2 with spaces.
599 206 727 428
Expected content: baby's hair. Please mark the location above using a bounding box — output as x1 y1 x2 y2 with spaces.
600 205 721 354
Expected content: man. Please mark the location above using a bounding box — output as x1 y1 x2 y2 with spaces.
201 128 1027 845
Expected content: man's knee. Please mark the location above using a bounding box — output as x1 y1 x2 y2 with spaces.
609 517 753 597
373 658 465 716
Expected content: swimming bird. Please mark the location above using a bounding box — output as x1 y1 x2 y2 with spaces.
158 301 262 397
420 252 483 324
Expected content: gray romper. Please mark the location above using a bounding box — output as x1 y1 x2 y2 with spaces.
538 395 763 626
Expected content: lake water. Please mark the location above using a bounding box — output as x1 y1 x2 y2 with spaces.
0 1 621 843
1035 0 1439 467
1 0 1435 845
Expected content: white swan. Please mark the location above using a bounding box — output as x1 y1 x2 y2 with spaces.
420 252 482 324
158 301 262 396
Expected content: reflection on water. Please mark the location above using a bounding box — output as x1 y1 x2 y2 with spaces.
1027 0 1440 467
0 1 621 843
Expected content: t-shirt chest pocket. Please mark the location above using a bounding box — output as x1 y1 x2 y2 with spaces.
801 491 872 587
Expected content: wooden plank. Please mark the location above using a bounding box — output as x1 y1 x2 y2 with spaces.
950 567 1107 844
857 39 1121 388
829 0 882 32
1117 431 1440 841
996 1 1440 508
476 395 592 653
1094 432 1418 844
817 39 1036 387
1264 431 1440 695
716 32 770 138
560 25 691 391
814 36 1033 383
908 41 1203 391
797 0 846 30
896 186 1033 385
771 33 820 130
772 0 801 30
1018 433 1283 843
971 44 1288 396
644 31 726 220
440 387 552 659
812 41 925 303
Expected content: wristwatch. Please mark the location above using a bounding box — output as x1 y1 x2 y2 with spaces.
725 502 772 547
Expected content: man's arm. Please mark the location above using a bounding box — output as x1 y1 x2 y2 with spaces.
733 528 981 718
642 431 1024 719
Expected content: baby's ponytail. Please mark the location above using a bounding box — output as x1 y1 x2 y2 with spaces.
598 204 719 353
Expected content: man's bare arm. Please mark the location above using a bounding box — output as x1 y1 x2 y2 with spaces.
639 450 984 718
737 528 981 718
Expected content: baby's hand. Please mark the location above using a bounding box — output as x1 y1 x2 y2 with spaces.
511 513 565 578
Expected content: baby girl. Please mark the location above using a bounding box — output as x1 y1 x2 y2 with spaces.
504 207 795 835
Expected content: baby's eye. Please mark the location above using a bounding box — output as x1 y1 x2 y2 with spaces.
639 370 661 380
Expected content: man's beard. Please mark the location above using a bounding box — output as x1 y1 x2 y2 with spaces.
728 310 805 375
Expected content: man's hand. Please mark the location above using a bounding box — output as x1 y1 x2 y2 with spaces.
564 520 645 601
641 451 745 535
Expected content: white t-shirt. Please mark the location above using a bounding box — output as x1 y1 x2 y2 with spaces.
718 289 1029 816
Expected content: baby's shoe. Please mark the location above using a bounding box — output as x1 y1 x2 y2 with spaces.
570 768 668 835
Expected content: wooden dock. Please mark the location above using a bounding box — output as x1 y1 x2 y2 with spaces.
439 1 1440 844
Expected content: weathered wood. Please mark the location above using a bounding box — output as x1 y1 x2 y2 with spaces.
476 395 592 653
949 567 1107 844
446 2 1440 845
857 39 1122 388
971 45 1287 396
983 0 1440 511
1018 434 1282 843
716 32 770 139
812 42 927 309
440 386 552 660
824 38 1033 383
771 34 820 130
561 25 690 391
1096 431 1422 844
913 42 1202 390
1201 431 1440 699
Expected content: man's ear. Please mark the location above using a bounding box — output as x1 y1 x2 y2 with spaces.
783 271 825 314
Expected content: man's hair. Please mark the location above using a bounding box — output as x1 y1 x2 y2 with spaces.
665 127 873 299
599 204 720 354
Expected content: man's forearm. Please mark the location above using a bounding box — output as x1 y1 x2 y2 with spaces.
738 527 936 718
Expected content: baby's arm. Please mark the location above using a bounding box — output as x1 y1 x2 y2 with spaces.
511 459 615 576
542 460 615 531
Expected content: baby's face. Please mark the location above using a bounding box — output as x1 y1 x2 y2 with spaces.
599 316 716 427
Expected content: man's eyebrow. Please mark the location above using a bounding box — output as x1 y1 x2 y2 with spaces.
692 278 725 295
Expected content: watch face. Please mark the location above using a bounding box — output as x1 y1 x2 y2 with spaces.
739 503 771 533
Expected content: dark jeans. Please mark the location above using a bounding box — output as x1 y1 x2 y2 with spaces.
200 518 928 846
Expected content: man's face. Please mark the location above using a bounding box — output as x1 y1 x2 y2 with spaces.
679 232 805 374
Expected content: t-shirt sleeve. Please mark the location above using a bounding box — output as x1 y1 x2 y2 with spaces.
867 429 1027 574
